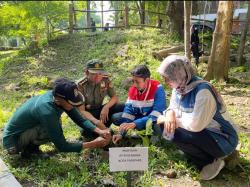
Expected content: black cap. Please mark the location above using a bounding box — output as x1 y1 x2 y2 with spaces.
52 78 84 106
86 59 107 74
131 65 151 78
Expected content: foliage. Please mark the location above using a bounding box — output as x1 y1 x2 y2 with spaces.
0 28 249 186
230 66 248 73
0 1 68 41
231 35 240 50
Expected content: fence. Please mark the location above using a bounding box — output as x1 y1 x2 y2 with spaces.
54 4 249 35
68 3 168 33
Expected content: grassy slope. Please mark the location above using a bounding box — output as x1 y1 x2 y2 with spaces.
0 29 249 186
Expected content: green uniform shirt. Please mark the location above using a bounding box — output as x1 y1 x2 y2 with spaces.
3 91 96 153
77 76 115 109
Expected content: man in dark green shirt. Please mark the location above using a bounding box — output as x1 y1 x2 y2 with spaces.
3 78 111 158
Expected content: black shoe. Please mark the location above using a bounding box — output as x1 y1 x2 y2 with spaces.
20 149 32 159
21 144 50 159
27 144 40 154
37 153 50 159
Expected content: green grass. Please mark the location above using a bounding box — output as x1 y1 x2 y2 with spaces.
0 28 249 186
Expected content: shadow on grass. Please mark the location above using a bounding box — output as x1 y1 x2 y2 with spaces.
199 155 250 187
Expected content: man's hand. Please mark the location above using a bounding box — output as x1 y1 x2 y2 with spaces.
100 105 109 123
99 129 112 140
96 120 106 130
93 137 108 147
83 136 110 149
119 123 136 132
94 128 111 139
112 134 122 144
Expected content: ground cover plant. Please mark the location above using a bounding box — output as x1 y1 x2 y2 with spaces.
0 28 249 187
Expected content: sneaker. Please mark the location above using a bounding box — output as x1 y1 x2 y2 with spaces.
200 158 225 180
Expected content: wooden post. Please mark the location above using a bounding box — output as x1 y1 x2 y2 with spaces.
125 2 129 28
72 1 77 29
157 1 161 28
184 1 192 60
69 3 74 34
101 1 104 31
126 171 132 187
87 0 91 28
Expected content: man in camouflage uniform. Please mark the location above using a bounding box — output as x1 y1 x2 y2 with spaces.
77 59 124 134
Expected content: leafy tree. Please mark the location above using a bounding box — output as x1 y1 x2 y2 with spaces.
0 1 68 43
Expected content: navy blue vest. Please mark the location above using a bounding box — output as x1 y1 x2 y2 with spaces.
176 77 238 155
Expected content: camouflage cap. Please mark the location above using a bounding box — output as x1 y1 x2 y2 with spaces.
86 59 107 74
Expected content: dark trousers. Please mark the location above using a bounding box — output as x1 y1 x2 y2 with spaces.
86 103 125 127
191 44 200 65
172 128 225 170
6 126 50 154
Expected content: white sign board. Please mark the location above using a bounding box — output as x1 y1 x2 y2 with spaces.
109 147 148 172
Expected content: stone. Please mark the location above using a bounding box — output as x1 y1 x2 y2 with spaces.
116 45 129 57
4 83 20 91
102 178 116 187
156 169 178 179
166 169 177 178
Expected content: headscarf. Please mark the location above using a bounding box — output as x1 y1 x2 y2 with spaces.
157 55 226 113
157 55 195 95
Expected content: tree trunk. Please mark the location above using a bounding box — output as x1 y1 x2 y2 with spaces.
113 1 119 26
101 1 104 30
45 17 50 41
237 2 250 66
43 1 50 41
86 0 91 28
71 1 77 28
166 1 184 39
69 3 74 34
157 1 162 28
137 1 145 25
184 1 192 60
192 1 199 15
152 45 184 60
125 1 129 28
204 1 234 82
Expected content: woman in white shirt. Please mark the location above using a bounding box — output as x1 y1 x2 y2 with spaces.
157 55 238 180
